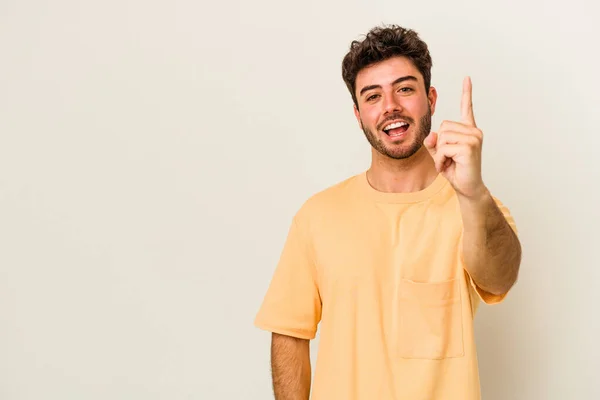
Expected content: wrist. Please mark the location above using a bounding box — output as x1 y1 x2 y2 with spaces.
457 184 490 206
457 185 493 233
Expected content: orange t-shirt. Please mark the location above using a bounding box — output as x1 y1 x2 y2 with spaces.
255 171 518 399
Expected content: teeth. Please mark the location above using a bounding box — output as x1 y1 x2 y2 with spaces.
384 121 408 131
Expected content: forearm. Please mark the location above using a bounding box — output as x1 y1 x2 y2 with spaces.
271 333 311 400
458 187 522 295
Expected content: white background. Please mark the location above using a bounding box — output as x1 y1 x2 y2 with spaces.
1 0 598 399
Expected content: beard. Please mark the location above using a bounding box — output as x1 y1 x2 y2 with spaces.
361 105 432 160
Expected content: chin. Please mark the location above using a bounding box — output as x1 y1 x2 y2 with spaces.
383 141 423 160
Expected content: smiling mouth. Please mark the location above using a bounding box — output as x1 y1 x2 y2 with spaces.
382 121 410 137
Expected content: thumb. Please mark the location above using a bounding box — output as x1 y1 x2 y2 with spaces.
424 131 438 154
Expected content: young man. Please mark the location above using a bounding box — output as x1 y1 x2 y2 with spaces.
254 24 522 400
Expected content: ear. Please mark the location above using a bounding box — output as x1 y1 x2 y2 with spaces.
353 104 363 129
428 86 438 116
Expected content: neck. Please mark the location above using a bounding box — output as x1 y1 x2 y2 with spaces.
367 145 438 193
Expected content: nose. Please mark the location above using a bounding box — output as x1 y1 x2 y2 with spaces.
383 93 402 114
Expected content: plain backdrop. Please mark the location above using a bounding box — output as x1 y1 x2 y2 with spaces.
1 0 599 399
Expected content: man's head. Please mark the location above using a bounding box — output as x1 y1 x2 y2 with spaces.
342 25 437 160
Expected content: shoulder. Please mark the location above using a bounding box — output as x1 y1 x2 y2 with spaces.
294 173 362 222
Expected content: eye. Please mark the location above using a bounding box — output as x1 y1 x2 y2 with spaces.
398 87 414 93
366 94 380 101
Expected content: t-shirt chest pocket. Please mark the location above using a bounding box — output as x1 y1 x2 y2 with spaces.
396 278 464 359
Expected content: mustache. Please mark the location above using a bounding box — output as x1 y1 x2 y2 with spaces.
377 114 415 130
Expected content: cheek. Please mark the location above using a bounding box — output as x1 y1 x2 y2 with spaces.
404 100 427 116
363 109 381 128
415 98 432 116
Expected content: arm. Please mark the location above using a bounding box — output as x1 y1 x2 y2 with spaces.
458 188 522 296
271 333 311 400
423 76 522 296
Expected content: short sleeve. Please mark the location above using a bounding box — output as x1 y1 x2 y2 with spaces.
254 214 322 340
466 196 519 306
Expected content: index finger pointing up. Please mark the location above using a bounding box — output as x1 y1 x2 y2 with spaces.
461 76 476 126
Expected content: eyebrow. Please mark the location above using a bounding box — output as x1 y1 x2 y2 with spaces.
358 75 419 97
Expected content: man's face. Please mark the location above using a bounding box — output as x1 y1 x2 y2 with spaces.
353 56 437 160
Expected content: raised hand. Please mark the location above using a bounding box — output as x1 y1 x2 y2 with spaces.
424 76 486 199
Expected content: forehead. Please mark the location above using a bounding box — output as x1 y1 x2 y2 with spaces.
355 56 422 89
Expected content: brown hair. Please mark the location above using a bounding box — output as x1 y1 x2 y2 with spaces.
341 24 433 108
